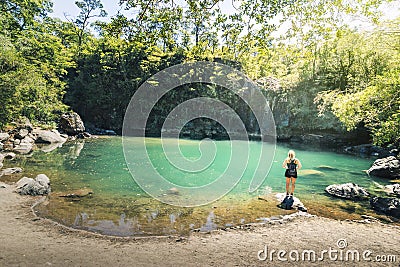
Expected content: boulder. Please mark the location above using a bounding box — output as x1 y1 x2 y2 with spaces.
0 167 23 177
370 197 400 218
0 132 9 142
15 174 51 196
59 112 85 135
13 143 33 154
13 136 35 154
275 193 306 211
35 174 50 186
15 128 29 139
367 156 400 179
384 184 400 196
0 153 4 163
325 183 369 199
16 177 35 191
32 129 67 144
77 132 92 139
3 152 16 160
2 142 13 151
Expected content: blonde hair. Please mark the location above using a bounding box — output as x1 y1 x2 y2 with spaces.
288 150 295 160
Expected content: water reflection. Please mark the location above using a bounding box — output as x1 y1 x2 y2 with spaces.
170 213 177 223
39 142 65 153
74 212 143 236
200 211 218 232
147 211 158 223
66 140 85 164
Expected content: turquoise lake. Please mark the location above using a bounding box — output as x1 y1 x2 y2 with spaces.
5 136 396 236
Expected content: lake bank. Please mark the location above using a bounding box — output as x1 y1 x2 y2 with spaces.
1 182 399 266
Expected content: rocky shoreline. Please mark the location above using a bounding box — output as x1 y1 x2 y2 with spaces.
321 154 400 220
1 112 400 234
0 112 116 200
0 112 118 156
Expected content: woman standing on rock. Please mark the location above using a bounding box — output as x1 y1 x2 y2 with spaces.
282 150 302 197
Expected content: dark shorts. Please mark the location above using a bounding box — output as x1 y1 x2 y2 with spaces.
285 170 297 178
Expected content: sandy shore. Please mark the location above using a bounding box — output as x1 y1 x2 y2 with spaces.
1 182 400 267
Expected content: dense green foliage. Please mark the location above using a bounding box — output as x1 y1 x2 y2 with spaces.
0 0 73 128
314 23 400 145
0 0 399 146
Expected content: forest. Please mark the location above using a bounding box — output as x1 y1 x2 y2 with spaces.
0 0 399 146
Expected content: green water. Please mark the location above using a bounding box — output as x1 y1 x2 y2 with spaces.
4 137 396 236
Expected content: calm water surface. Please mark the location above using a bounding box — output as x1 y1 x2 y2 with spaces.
5 137 395 236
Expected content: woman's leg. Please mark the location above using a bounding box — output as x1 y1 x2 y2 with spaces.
285 177 290 195
291 178 297 194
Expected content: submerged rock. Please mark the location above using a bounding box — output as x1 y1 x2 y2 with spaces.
58 188 93 198
298 169 325 176
167 187 180 195
315 165 339 171
15 174 51 196
0 167 23 177
370 197 400 218
325 183 369 200
367 156 400 179
59 112 85 135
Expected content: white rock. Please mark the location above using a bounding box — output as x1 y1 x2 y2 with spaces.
16 177 35 190
0 167 23 177
15 174 51 196
0 132 9 142
32 129 67 144
35 174 50 187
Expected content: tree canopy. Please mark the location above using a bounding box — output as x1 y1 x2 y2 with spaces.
0 0 399 146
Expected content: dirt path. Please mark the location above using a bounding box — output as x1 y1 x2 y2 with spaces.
1 182 399 267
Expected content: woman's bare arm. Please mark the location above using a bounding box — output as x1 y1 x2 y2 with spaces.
296 159 302 170
282 159 287 168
